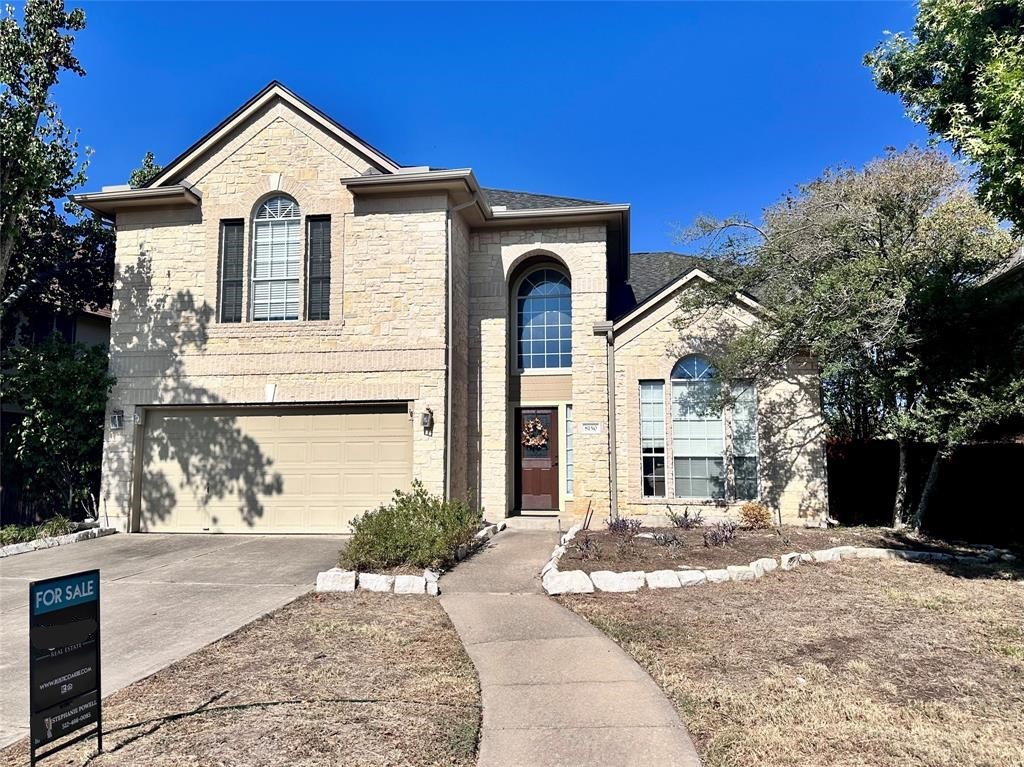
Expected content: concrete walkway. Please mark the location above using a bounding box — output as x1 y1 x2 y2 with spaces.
440 529 702 767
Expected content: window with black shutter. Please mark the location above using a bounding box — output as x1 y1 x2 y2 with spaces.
306 216 331 321
219 220 244 323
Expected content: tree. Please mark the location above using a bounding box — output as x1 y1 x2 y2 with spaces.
1 336 115 518
675 147 1015 529
866 0 1024 232
128 151 161 188
0 0 90 292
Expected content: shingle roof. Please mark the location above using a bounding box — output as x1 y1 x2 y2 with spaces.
482 188 606 210
627 252 716 305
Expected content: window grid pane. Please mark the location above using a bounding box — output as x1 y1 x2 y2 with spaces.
252 196 300 322
731 381 758 499
516 268 571 370
671 360 725 498
640 381 666 497
565 404 574 495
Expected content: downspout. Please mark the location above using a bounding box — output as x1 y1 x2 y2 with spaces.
444 198 477 501
593 321 619 520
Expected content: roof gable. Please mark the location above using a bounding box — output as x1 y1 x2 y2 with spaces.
146 81 402 188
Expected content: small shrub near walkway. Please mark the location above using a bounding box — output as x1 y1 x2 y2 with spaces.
559 559 1024 767
559 524 1006 573
0 515 75 545
341 481 481 572
0 593 480 767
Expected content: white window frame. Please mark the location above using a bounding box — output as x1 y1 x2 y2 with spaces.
637 357 759 502
564 404 574 496
251 196 301 322
511 265 572 374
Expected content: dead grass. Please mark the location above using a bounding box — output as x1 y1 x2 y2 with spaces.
1 593 480 767
559 524 1010 572
558 559 1024 767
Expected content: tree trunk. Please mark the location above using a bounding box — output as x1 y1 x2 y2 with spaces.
912 449 944 532
892 438 911 528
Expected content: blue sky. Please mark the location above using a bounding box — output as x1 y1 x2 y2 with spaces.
57 1 930 252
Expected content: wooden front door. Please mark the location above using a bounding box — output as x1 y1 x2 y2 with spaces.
516 407 559 511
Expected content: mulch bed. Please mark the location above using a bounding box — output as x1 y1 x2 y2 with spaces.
558 524 1009 573
558 558 1024 767
0 593 480 767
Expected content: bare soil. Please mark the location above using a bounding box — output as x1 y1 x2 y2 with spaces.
558 524 1010 572
1 593 480 767
558 558 1024 767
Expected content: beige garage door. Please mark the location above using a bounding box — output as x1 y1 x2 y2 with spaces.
140 405 412 533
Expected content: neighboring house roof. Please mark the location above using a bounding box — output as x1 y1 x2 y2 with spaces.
483 188 607 211
980 245 1024 287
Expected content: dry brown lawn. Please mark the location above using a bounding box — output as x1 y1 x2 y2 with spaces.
559 559 1024 767
1 593 479 767
558 524 1008 572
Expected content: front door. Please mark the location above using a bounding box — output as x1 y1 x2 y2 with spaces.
516 407 559 511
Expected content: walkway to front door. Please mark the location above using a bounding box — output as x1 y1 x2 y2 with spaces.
516 407 559 511
439 530 702 767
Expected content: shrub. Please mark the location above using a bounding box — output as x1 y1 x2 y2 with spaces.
0 515 76 546
340 481 481 571
606 516 642 538
739 502 774 530
703 520 739 548
569 533 601 561
667 508 704 529
0 525 38 546
39 514 75 538
652 532 683 548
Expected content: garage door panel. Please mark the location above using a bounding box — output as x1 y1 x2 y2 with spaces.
141 406 412 534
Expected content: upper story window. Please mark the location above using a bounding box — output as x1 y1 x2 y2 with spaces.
251 196 301 322
516 267 571 370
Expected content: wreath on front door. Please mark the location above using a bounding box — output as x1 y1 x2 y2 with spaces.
521 416 549 449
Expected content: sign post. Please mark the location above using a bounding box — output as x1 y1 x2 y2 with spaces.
28 570 102 765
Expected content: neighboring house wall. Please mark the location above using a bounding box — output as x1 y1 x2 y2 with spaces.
99 106 451 530
613 284 827 524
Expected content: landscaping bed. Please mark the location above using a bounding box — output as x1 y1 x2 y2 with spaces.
558 558 1024 767
558 524 1006 573
0 593 480 767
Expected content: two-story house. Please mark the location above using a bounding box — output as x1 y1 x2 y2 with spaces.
73 82 827 534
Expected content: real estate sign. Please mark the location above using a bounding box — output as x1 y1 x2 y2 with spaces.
28 570 102 765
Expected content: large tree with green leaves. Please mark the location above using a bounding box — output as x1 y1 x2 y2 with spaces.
0 0 112 321
1 336 115 517
676 147 1017 529
866 0 1024 232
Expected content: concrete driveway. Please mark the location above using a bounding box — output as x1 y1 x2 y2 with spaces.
0 533 340 747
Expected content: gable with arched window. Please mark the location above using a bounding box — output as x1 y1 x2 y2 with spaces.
251 195 301 322
639 354 759 500
515 267 572 370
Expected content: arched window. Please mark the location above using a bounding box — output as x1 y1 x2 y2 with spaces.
516 267 571 370
671 355 725 498
251 195 301 321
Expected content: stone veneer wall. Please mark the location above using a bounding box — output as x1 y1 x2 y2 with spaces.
468 226 610 520
100 102 450 530
613 285 828 525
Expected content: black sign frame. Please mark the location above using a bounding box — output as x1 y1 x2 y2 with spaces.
28 569 103 765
